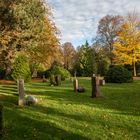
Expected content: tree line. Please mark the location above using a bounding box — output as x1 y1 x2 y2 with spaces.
0 0 140 80
62 12 140 77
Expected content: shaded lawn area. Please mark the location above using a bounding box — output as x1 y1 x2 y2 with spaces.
0 78 140 140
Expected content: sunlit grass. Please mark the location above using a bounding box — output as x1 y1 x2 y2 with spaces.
0 78 140 140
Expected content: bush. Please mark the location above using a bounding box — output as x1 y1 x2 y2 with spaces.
37 71 46 78
46 66 70 81
105 65 133 83
11 55 31 82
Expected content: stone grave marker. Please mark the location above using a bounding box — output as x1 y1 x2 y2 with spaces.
55 75 61 86
73 78 78 92
91 75 101 98
99 79 105 86
17 79 25 106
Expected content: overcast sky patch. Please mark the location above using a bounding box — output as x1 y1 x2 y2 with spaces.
47 0 140 47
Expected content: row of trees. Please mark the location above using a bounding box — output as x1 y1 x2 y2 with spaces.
62 41 109 76
0 0 140 79
62 12 140 77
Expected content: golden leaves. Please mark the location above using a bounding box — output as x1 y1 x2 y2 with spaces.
113 12 140 66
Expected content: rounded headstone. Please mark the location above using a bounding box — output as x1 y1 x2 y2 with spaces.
77 87 85 93
26 95 38 106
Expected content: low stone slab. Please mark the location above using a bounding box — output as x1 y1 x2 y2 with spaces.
26 95 38 106
77 87 85 93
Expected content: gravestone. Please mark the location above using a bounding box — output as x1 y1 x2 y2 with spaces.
42 75 47 82
18 79 25 106
99 79 105 86
77 87 85 93
73 78 78 92
55 75 61 86
91 75 100 98
26 95 38 106
0 105 3 138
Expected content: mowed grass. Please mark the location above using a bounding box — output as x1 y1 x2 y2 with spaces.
0 78 140 140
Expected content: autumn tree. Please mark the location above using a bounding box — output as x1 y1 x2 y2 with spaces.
0 0 60 77
0 0 18 76
62 42 76 71
96 15 123 64
113 12 140 76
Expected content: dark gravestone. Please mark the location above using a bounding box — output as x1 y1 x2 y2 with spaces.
77 87 85 93
55 75 61 86
91 75 100 98
0 105 3 138
73 78 78 92
99 79 105 86
18 79 25 106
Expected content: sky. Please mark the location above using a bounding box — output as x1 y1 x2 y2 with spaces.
47 0 140 47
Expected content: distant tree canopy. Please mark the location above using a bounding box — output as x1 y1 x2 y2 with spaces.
0 0 60 77
62 42 76 71
113 12 140 76
96 15 123 64
73 41 97 76
94 12 140 76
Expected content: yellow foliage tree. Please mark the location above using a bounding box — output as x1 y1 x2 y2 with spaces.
113 12 140 76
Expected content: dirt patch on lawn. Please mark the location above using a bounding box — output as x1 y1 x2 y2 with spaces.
0 80 14 84
133 77 140 80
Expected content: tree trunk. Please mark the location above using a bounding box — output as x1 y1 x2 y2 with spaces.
133 61 136 77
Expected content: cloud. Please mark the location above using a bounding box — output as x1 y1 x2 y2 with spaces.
47 0 140 46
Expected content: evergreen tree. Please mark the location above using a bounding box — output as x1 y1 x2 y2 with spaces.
75 41 97 76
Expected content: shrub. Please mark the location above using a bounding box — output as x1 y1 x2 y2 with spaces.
50 66 70 80
105 65 133 83
46 66 70 81
11 55 31 82
37 71 46 78
44 69 51 78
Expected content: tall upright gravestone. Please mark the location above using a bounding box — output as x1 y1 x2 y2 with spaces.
91 75 100 98
17 79 25 106
73 78 78 92
73 71 78 92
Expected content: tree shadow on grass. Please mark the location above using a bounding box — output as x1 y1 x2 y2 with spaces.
25 82 140 117
0 84 18 97
7 105 140 140
1 79 140 140
2 107 90 140
1 80 140 119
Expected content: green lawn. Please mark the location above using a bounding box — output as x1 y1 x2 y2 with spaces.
0 78 140 140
